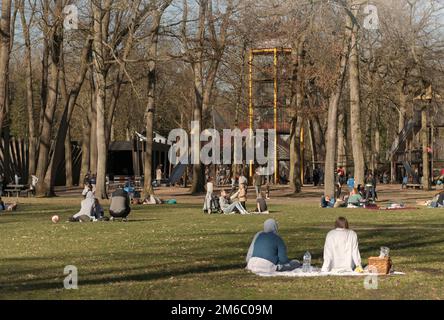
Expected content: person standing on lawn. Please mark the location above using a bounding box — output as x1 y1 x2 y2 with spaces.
156 165 163 186
253 168 262 198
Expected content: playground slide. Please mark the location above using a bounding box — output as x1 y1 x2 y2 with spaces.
169 164 187 185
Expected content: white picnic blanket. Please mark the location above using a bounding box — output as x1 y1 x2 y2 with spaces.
249 268 405 278
246 258 405 277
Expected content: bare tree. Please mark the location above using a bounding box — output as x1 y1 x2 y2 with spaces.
324 6 353 197
348 1 366 185
91 0 110 199
181 0 234 194
18 0 37 179
35 0 64 197
143 0 173 198
0 0 12 140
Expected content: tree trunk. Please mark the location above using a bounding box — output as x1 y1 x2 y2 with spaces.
289 38 305 194
189 0 207 195
80 114 91 185
92 1 108 199
398 76 408 133
311 115 326 163
191 66 206 194
44 39 91 194
65 127 73 187
422 104 430 190
38 0 49 140
324 21 352 197
0 0 12 139
348 10 365 186
89 74 98 175
289 118 303 193
18 1 36 178
35 2 63 197
337 103 347 168
143 11 164 198
105 33 133 146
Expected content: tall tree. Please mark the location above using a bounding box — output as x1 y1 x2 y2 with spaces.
0 0 12 140
182 0 233 194
18 0 37 179
324 10 352 197
289 37 306 194
35 0 63 197
143 0 173 198
44 38 92 195
92 0 110 199
348 1 366 185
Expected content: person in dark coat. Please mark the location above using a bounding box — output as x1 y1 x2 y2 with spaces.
109 188 131 220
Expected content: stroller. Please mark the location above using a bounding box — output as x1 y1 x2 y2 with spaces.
208 195 222 214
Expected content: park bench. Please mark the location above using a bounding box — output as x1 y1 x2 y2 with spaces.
406 184 423 190
4 185 26 197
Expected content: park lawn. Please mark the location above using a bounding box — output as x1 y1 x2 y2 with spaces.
0 200 444 300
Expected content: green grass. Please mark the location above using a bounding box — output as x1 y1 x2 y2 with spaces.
1 199 444 300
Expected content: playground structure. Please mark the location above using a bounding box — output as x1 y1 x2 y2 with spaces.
389 87 444 185
239 47 304 184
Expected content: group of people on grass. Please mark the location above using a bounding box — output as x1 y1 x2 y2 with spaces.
246 217 362 274
203 169 270 215
422 190 444 208
321 187 373 209
321 169 379 209
69 184 131 222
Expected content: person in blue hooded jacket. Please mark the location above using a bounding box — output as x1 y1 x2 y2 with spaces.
246 219 300 273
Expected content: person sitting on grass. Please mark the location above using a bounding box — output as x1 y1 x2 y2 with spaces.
109 188 131 221
255 192 269 214
92 198 108 221
0 197 16 212
143 194 163 205
430 191 444 208
219 189 249 215
82 183 93 198
347 188 364 208
321 195 335 208
238 183 248 211
321 217 363 273
69 191 95 222
246 219 300 273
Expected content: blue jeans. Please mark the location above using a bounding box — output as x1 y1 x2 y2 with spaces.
222 202 248 214
366 187 376 201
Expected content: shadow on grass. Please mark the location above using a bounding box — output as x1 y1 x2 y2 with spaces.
0 261 245 295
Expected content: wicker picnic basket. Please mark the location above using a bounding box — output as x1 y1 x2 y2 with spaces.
368 257 392 275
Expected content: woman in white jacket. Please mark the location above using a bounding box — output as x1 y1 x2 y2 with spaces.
203 177 214 214
321 217 362 273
